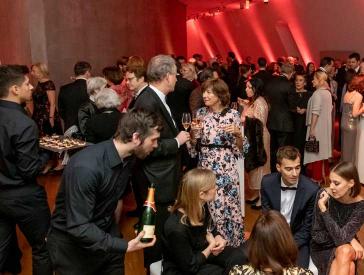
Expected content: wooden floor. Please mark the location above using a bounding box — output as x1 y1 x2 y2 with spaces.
17 173 364 275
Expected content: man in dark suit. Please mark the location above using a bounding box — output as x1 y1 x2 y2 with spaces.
58 61 91 131
264 63 295 171
261 146 319 268
253 57 271 90
133 54 190 268
166 74 194 130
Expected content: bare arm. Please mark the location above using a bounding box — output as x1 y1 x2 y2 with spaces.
46 89 56 127
352 93 364 118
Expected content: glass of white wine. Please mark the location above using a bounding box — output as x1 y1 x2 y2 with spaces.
182 113 192 131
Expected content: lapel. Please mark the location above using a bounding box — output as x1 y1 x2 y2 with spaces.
271 173 282 211
149 89 178 135
290 175 304 224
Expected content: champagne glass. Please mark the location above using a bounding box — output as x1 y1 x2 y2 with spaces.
182 113 192 131
231 102 238 110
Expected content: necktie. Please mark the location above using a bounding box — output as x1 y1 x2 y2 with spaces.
281 186 297 191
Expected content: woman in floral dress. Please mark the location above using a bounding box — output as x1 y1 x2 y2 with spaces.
190 79 245 247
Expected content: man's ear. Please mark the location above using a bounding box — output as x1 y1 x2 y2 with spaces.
8 84 19 96
276 163 281 173
132 132 141 146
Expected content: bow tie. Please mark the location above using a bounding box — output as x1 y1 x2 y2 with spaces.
281 186 297 191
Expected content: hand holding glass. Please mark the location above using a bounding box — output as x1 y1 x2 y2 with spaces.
182 113 192 131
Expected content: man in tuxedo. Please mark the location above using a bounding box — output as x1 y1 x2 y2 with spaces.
133 54 190 268
58 61 91 132
126 65 148 110
261 146 319 268
264 63 295 171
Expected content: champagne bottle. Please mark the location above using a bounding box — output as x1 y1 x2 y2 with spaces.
138 183 156 243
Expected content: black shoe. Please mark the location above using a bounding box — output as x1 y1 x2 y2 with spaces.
126 209 141 217
251 204 262 210
245 197 259 205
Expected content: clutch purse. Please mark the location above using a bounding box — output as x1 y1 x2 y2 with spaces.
305 136 319 153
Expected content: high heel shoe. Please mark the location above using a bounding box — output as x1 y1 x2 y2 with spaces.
245 197 259 205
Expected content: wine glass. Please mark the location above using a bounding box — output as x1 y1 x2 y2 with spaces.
182 113 192 131
231 102 238 110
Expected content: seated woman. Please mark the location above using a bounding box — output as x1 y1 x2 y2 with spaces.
85 88 122 143
162 168 247 275
311 161 364 275
230 210 313 275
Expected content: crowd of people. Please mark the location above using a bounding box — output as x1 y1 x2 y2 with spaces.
0 50 364 275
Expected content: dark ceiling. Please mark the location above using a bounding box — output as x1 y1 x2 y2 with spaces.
178 0 241 17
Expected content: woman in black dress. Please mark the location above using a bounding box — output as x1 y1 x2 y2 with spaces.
162 168 247 275
30 63 61 136
289 73 312 164
311 161 364 275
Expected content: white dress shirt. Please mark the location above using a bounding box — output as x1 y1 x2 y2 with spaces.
149 85 180 147
280 178 298 224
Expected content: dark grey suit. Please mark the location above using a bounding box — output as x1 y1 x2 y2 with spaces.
261 172 319 268
264 75 295 170
133 86 181 267
58 79 89 131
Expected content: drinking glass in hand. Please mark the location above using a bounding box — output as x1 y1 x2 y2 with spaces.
231 102 238 110
182 113 192 131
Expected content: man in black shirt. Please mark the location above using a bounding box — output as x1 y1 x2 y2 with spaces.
47 109 161 275
0 65 52 275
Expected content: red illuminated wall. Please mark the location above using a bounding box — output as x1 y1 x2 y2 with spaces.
0 0 187 87
187 0 364 65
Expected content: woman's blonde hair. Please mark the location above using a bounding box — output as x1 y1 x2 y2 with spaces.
172 168 216 226
31 62 49 78
314 70 328 82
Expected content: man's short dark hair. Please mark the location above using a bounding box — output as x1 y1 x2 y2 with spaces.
320 57 334 68
74 61 92 76
276 146 301 164
116 109 163 143
103 66 122 85
228 51 235 59
349 52 360 61
126 65 146 80
257 57 267 68
0 65 26 98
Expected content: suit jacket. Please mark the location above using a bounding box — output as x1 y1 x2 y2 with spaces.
264 75 295 132
166 75 194 130
58 79 89 131
261 172 319 249
253 69 272 89
134 86 181 203
128 85 149 110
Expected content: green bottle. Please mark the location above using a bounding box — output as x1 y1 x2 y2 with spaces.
139 183 156 243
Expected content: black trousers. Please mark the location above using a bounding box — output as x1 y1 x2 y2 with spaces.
0 184 52 275
163 245 248 275
47 229 125 275
269 130 293 172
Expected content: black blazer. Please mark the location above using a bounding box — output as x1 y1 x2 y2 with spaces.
166 75 194 130
58 79 89 131
128 85 149 110
253 69 272 88
261 173 319 266
264 75 295 132
134 86 181 203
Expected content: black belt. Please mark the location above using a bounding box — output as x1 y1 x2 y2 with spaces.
199 143 232 149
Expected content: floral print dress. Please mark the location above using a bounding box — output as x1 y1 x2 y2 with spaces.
32 80 62 137
192 107 245 247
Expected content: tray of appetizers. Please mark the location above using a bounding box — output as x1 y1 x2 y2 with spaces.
39 135 87 153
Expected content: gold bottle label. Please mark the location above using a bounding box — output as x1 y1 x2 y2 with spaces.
142 225 155 238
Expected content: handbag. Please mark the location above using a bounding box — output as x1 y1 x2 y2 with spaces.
305 136 319 153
